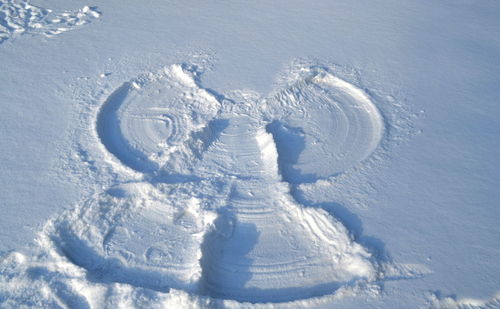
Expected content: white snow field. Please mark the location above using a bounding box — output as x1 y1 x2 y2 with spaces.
1 1 499 308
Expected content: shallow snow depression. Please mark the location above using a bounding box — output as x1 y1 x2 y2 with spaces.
1 63 393 306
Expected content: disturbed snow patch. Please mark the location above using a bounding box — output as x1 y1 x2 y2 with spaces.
51 182 216 292
428 291 500 309
0 63 425 307
0 0 100 43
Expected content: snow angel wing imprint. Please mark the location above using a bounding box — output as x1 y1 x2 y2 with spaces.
96 64 221 174
261 66 384 183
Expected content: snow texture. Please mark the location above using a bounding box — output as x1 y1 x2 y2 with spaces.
1 0 499 308
0 0 100 43
1 63 416 307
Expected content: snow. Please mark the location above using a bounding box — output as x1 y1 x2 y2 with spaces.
1 0 499 308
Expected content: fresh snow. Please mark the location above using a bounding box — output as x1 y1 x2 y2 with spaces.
0 0 499 308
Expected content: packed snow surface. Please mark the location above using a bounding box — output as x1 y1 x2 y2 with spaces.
1 0 499 308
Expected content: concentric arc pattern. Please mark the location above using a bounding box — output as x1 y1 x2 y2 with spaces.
73 64 384 303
